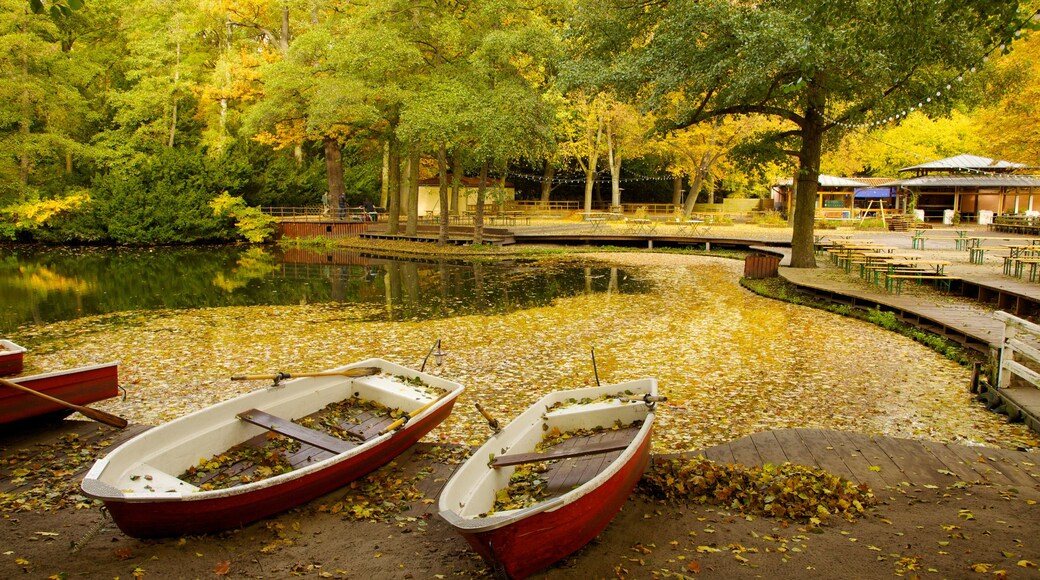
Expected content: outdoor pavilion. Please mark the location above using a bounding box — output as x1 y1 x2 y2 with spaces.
889 153 1040 222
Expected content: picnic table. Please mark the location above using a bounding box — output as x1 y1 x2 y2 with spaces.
625 218 657 235
674 219 710 236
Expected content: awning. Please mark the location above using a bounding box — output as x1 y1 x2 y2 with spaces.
854 187 893 199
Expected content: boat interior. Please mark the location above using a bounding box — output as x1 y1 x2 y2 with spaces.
179 395 402 490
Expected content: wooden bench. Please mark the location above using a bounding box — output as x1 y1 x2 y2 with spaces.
884 274 953 295
489 439 632 468
237 409 354 454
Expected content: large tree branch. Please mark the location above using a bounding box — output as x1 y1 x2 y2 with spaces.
674 103 804 131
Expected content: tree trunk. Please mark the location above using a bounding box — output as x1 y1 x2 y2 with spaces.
607 123 621 209
582 119 603 216
450 153 462 215
789 84 825 268
437 142 449 245
672 175 684 206
475 161 488 245
380 140 390 208
323 137 345 212
406 150 419 236
169 40 180 148
540 160 555 205
387 135 401 235
682 170 705 219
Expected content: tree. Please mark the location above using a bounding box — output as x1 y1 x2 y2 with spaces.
0 0 94 200
557 91 607 216
573 0 1027 267
973 31 1040 165
603 95 652 210
824 111 986 177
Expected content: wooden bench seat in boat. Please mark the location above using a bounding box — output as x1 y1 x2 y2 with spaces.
490 439 632 468
237 409 354 454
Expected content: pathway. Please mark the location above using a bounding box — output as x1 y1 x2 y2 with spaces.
682 428 1040 494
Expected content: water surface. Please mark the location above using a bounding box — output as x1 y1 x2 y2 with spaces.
0 245 648 332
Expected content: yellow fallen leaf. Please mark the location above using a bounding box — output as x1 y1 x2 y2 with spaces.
970 562 992 573
1019 560 1037 568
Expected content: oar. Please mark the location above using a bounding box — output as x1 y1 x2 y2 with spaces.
474 402 501 433
0 377 128 429
230 366 382 382
379 387 455 435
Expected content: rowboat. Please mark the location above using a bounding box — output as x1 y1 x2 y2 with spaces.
438 379 660 579
81 358 464 538
0 340 26 376
0 362 119 425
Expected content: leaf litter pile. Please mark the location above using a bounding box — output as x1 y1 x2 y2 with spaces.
4 252 1038 514
640 456 876 523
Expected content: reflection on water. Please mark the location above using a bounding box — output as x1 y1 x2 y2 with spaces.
0 245 649 332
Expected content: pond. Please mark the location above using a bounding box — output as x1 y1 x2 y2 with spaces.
5 248 1037 454
0 245 650 333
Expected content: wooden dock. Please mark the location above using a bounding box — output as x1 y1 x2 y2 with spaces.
681 428 1040 493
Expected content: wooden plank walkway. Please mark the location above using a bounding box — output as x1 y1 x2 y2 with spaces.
674 428 1040 494
776 257 1005 352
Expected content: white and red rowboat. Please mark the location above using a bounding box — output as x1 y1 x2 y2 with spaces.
0 362 119 425
438 379 659 579
0 340 27 376
81 358 463 538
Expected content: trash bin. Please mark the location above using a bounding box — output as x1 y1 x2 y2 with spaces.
744 253 781 278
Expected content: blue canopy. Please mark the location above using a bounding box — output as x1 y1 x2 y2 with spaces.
854 187 893 199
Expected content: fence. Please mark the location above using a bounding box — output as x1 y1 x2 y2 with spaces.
260 206 378 222
989 311 1040 431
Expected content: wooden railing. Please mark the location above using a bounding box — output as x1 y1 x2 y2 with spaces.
994 311 1040 391
260 206 378 222
505 200 580 212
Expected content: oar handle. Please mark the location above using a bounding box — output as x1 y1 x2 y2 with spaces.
379 387 454 435
0 377 128 429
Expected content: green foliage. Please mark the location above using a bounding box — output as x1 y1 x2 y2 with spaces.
86 149 248 244
752 211 787 226
856 218 888 230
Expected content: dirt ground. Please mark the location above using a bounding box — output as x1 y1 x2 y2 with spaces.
1 423 1039 580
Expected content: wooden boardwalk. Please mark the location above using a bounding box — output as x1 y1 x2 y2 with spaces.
679 428 1040 494
775 253 1006 353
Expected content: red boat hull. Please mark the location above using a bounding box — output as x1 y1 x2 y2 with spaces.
460 431 652 579
100 397 456 538
0 341 25 376
0 363 119 424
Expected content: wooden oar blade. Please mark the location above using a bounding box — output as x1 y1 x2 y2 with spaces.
76 406 129 429
0 377 128 429
341 366 381 377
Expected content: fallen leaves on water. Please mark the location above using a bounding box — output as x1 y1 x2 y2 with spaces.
5 254 1039 514
640 456 877 523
